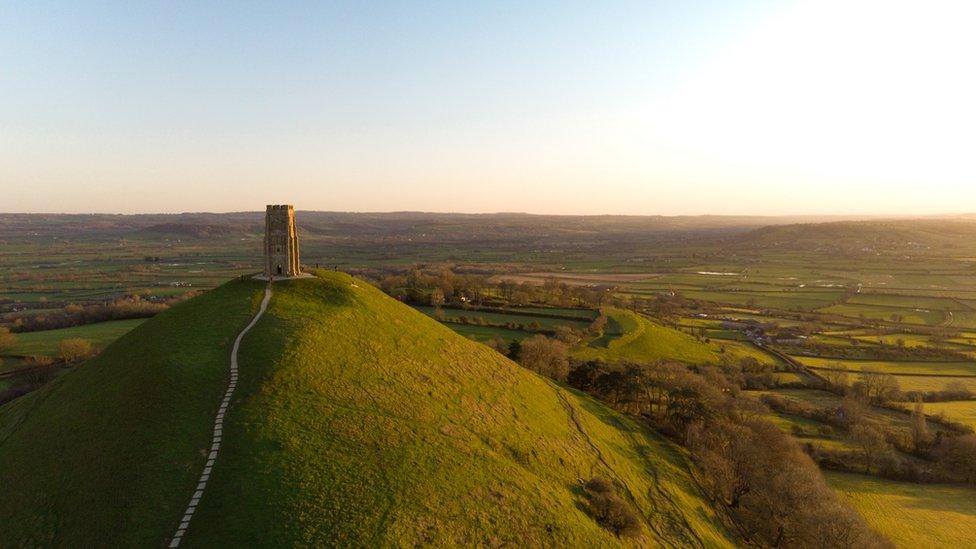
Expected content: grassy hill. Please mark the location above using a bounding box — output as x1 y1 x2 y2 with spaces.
0 272 737 547
574 308 721 364
737 219 976 255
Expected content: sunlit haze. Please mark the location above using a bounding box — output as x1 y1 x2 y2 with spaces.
2 0 974 215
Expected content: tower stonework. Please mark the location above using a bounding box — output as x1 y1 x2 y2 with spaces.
264 205 301 277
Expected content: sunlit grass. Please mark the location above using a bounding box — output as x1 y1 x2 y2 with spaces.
827 471 976 548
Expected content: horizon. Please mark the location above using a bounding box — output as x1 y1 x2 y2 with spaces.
3 1 975 215
4 209 976 220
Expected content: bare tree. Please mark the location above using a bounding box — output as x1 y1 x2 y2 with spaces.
517 336 569 381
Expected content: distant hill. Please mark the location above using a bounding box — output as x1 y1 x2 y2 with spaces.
735 219 976 255
140 222 248 238
0 210 882 241
0 273 737 546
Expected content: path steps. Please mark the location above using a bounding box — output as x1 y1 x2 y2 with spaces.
169 284 272 548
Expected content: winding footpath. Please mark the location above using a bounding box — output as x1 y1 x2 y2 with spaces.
169 284 273 548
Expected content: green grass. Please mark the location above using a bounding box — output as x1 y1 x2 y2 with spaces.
442 323 529 344
850 333 943 348
413 305 590 330
575 308 780 367
755 388 918 431
575 308 720 364
847 293 963 311
892 376 976 393
0 279 263 547
3 319 148 357
761 413 855 452
795 356 976 376
0 274 737 547
827 471 976 548
818 303 946 325
714 340 784 367
922 400 976 430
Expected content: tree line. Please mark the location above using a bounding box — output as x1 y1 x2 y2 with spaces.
513 335 890 548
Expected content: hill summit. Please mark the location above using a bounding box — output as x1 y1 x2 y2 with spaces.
0 272 736 547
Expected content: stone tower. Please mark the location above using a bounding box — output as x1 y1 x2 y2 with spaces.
264 205 301 277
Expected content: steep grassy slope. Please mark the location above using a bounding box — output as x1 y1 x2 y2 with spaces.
575 308 721 364
0 273 736 547
0 280 263 546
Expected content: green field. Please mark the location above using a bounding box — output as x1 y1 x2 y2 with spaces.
818 303 946 326
3 319 147 358
440 323 530 344
920 400 976 430
0 274 737 547
715 340 784 367
795 356 976 376
413 305 591 330
847 293 963 311
827 471 976 548
755 388 920 432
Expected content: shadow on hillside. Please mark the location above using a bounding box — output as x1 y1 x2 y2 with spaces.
588 315 625 349
564 385 641 435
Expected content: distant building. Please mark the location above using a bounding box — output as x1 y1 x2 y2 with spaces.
264 205 301 277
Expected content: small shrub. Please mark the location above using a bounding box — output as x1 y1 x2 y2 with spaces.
59 338 95 363
0 327 17 352
583 476 642 538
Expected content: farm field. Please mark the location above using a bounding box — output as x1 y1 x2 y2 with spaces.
412 306 592 330
411 305 595 345
753 388 921 432
794 356 976 377
827 472 976 548
922 400 976 430
762 413 855 452
437 323 530 344
817 303 946 326
846 293 964 310
3 319 148 358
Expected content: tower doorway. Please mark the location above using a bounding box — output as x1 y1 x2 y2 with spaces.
277 265 282 275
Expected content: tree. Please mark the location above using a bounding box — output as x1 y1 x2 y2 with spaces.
554 325 580 345
850 422 891 474
507 339 521 358
59 338 95 363
0 327 16 353
518 336 569 381
589 314 608 337
936 434 976 484
823 368 850 394
429 288 445 307
911 396 931 452
484 338 508 355
856 368 901 404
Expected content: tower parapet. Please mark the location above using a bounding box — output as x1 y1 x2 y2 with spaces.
264 205 301 277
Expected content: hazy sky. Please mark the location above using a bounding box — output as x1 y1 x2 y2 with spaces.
2 1 974 215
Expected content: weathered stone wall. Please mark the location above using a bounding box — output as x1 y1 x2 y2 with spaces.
264 205 301 277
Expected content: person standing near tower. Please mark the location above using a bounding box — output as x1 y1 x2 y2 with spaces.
264 205 301 277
